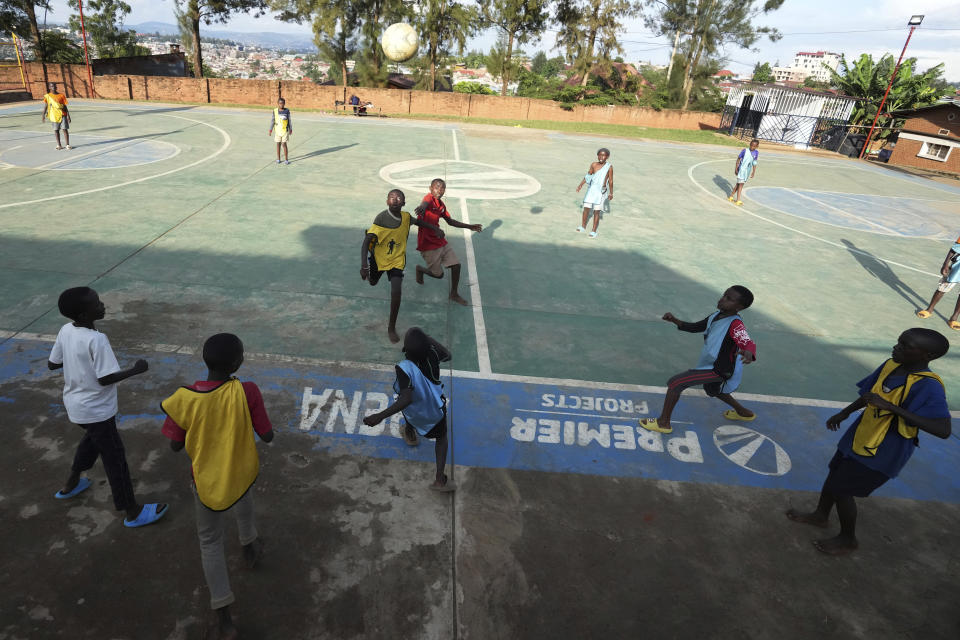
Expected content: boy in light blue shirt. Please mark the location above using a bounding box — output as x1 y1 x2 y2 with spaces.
729 138 759 205
362 327 455 491
916 235 960 329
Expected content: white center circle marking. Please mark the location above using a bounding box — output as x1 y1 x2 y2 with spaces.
380 159 540 200
713 425 791 476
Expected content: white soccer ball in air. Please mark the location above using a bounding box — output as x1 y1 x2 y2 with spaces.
381 23 418 62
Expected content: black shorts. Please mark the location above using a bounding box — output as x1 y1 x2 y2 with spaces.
823 450 890 498
367 254 403 286
667 369 725 397
421 406 448 440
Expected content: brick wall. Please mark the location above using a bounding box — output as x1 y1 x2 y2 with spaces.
0 62 722 131
901 106 960 140
889 137 960 174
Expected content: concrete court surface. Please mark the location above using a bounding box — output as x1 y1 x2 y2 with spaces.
1 100 960 639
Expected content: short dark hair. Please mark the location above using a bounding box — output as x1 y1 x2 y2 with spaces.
908 328 950 360
730 285 754 309
58 287 93 320
388 188 404 199
598 147 610 155
278 97 285 103
750 138 760 145
431 178 446 188
403 326 430 361
202 333 244 370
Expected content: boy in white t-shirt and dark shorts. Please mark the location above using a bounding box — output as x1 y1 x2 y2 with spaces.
48 287 168 528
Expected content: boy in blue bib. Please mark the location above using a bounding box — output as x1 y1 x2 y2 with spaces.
363 327 455 491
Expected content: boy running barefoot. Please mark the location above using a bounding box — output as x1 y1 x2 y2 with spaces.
786 329 951 555
414 178 483 306
268 97 292 164
49 287 167 528
361 189 443 343
639 286 757 434
575 147 613 238
916 235 960 329
363 327 455 490
729 139 759 205
41 83 71 150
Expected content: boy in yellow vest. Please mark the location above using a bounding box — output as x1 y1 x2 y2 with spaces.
786 328 951 555
268 97 292 164
361 189 443 344
40 82 71 150
161 333 274 640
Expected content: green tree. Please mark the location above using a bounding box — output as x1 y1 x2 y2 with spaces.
453 80 494 94
801 75 830 91
1 1 52 84
415 0 477 91
67 1 148 59
751 61 772 82
301 60 323 82
459 49 486 68
355 0 408 88
828 53 944 141
175 0 267 78
479 0 549 96
272 0 359 88
555 0 638 88
35 29 83 63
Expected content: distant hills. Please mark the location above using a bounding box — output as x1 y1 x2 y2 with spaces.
128 22 317 51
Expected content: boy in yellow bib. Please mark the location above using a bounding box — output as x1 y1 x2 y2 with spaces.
787 328 951 555
161 333 274 639
40 82 71 150
268 97 292 164
361 189 442 343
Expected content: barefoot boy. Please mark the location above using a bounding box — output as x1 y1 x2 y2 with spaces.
916 236 960 329
361 189 443 343
729 139 759 205
161 333 274 639
786 329 951 555
41 83 71 150
268 97 292 164
413 178 483 306
639 286 757 434
362 327 455 490
575 147 613 238
48 287 167 528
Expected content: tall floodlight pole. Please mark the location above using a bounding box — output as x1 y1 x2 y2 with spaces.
77 0 96 98
858 14 924 159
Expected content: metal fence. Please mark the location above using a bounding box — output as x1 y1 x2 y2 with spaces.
719 106 860 152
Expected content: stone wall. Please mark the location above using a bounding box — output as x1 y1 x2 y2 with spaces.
0 62 722 131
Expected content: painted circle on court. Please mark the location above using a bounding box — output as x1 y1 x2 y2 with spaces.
0 134 180 171
379 159 541 200
713 425 791 476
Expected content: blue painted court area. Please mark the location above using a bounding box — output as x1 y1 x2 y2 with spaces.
0 129 178 169
746 186 960 239
5 336 959 503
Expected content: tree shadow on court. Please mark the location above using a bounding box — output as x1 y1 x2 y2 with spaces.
287 143 358 164
125 106 198 117
840 239 930 314
712 174 732 194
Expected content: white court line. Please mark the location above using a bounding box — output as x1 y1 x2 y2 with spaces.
0 112 231 210
517 408 695 423
791 188 960 204
451 128 492 374
34 138 137 170
688 159 939 277
782 187 903 235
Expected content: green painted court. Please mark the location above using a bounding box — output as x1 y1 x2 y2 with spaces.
3 99 960 405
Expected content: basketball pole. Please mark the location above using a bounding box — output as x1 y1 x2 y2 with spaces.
77 0 96 98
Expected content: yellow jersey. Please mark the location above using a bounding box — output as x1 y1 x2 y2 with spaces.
367 210 412 271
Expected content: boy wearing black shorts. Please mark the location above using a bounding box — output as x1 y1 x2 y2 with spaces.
361 189 441 343
786 328 951 555
363 327 455 491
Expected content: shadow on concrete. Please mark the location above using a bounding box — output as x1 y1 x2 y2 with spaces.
712 173 732 194
287 143 358 164
840 238 930 314
483 219 503 239
529 206 543 215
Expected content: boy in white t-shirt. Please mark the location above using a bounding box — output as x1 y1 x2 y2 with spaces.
48 287 168 528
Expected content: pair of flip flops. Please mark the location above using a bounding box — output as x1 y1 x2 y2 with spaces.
915 310 960 329
639 411 756 433
54 477 92 499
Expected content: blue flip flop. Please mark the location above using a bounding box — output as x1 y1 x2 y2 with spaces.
123 503 168 528
54 477 91 499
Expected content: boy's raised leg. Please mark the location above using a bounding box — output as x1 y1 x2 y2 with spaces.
448 264 468 306
416 264 442 285
388 277 402 343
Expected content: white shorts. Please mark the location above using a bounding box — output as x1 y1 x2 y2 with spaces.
937 276 957 293
274 131 289 143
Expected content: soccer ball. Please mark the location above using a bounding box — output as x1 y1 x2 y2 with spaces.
381 23 418 63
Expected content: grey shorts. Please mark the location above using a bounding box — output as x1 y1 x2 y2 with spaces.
937 276 957 293
52 120 68 131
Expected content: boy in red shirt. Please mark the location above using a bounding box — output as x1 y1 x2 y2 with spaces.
161 333 274 640
414 178 483 306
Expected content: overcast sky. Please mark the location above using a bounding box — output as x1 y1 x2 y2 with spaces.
46 0 960 80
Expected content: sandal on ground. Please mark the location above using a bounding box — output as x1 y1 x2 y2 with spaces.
588 231 598 238
638 418 672 434
429 474 456 493
575 226 585 233
916 310 932 319
950 321 960 331
735 200 744 206
124 503 168 528
54 477 91 499
723 409 756 422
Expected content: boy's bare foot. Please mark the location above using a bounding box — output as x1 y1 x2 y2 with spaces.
388 327 400 343
449 294 468 306
812 535 858 555
415 269 424 285
429 474 456 492
243 538 265 569
785 508 829 528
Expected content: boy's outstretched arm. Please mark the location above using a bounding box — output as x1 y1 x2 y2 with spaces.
360 232 376 280
428 336 452 362
363 388 413 426
664 313 709 333
826 397 868 430
860 392 952 438
446 217 483 232
48 361 63 370
412 217 443 235
98 359 148 386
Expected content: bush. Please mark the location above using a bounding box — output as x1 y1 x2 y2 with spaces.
453 81 495 95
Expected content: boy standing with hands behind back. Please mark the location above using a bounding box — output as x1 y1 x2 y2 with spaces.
268 97 292 165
